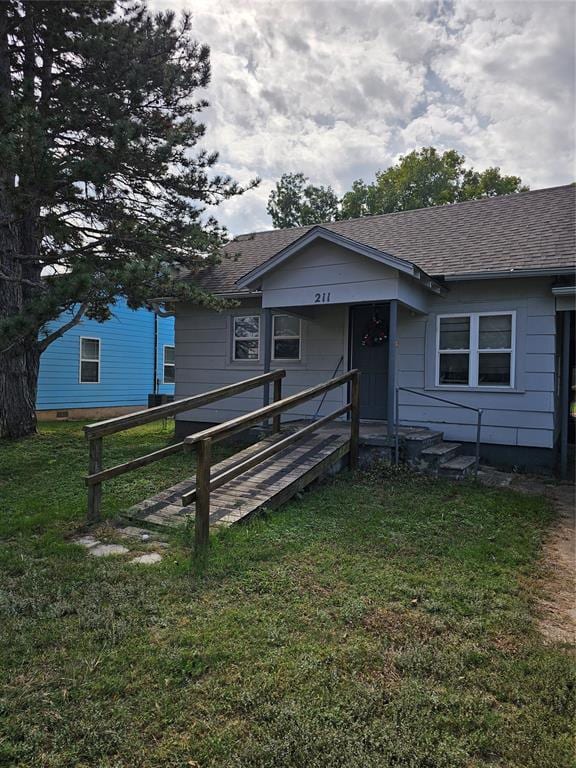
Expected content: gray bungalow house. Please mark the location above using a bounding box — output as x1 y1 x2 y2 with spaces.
173 184 575 473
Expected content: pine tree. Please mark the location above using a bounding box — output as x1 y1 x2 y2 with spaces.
0 1 255 438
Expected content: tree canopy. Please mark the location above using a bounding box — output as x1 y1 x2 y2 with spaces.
267 148 527 227
266 172 339 228
0 0 255 438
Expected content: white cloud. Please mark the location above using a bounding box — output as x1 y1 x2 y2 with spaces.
429 0 575 185
151 0 575 233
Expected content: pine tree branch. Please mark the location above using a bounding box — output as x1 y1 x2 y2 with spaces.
38 300 88 352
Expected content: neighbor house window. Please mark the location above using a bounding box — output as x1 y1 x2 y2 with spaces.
163 345 175 384
272 314 301 360
437 312 515 387
79 337 100 383
233 315 260 360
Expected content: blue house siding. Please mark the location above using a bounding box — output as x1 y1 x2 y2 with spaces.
37 299 174 411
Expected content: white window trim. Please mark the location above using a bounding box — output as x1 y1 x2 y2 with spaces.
435 311 516 389
272 314 302 362
79 336 101 384
232 315 260 362
163 344 175 384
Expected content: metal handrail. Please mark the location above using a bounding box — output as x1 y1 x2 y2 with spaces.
313 355 344 420
394 386 483 476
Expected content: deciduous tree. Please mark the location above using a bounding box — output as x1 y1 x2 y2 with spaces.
340 148 527 219
266 172 339 228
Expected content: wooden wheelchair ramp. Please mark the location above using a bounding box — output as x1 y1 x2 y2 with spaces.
84 367 360 550
124 429 350 531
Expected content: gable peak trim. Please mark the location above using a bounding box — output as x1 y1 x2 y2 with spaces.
235 225 441 291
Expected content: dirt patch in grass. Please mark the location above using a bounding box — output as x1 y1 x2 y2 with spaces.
535 484 575 644
480 470 575 646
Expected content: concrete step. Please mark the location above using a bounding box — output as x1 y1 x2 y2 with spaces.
420 441 461 469
403 429 444 461
438 455 477 479
403 429 444 444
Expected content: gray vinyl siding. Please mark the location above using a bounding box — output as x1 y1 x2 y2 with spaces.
397 277 557 449
261 241 429 312
175 301 349 426
175 275 558 451
555 293 576 312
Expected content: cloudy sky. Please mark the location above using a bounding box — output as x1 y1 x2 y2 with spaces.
152 0 575 235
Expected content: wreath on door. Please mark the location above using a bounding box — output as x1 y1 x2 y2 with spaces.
361 311 388 347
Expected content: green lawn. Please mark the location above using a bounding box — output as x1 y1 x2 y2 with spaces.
0 422 574 768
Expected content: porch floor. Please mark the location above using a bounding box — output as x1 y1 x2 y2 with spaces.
284 419 424 445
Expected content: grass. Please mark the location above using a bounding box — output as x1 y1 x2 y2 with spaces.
0 422 574 768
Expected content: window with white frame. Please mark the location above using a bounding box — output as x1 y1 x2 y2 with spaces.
272 314 301 360
436 312 515 387
163 345 175 384
233 315 260 360
79 337 100 383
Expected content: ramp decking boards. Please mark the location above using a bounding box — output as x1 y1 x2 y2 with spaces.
123 430 349 531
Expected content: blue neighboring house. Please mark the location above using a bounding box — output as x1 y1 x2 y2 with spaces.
37 297 175 420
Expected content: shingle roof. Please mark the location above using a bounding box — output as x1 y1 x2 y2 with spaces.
191 184 576 293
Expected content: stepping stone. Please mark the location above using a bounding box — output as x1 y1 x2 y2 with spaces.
477 468 513 488
88 544 129 557
130 553 162 565
115 526 166 544
74 535 100 549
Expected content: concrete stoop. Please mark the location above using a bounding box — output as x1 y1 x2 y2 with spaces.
358 427 477 480
404 429 477 479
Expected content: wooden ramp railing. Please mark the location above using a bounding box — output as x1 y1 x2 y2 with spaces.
84 370 285 523
183 368 360 551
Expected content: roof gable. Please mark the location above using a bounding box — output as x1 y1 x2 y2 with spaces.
235 226 441 292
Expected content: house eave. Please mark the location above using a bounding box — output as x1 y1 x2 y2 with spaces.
442 266 575 282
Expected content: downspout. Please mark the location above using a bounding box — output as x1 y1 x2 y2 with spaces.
153 312 158 395
560 311 570 479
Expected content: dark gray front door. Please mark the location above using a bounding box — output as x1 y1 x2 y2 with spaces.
350 305 389 420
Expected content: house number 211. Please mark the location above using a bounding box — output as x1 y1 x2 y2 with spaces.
314 292 331 303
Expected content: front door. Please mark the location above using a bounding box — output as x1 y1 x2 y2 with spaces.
350 304 389 420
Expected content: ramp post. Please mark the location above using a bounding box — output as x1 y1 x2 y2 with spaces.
87 437 102 523
350 371 360 469
272 377 282 433
194 437 212 552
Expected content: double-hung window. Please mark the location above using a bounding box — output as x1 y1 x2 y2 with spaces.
272 314 301 360
233 315 260 360
163 346 175 384
79 337 100 383
437 312 515 387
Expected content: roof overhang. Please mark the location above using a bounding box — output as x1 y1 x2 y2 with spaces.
235 226 445 295
443 267 576 282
